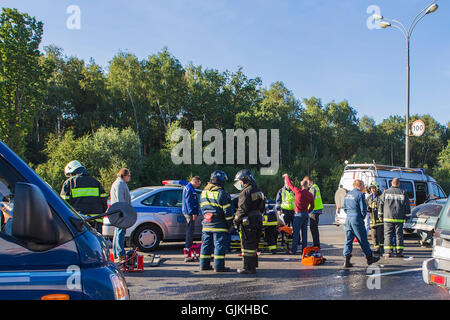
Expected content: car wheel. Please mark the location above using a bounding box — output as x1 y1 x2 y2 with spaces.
133 223 162 252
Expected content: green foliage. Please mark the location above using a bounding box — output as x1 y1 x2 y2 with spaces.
0 8 43 156
35 127 144 193
433 141 450 193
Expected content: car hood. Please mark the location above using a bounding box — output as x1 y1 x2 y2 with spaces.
415 204 444 218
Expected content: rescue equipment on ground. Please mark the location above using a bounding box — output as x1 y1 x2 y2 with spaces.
301 247 326 266
111 248 144 272
188 243 201 260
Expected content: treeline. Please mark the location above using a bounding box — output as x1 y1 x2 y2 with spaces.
1 8 449 202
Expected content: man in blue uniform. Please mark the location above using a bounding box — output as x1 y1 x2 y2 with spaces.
182 176 202 262
199 171 233 272
343 179 380 268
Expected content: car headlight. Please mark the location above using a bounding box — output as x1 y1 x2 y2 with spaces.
110 274 129 300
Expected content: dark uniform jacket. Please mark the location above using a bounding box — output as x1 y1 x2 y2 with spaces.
379 186 411 223
200 183 233 232
366 191 383 227
234 182 266 224
60 168 108 219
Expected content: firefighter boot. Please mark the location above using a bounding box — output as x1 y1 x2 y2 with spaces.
343 254 353 268
184 249 195 262
367 254 380 265
238 256 257 274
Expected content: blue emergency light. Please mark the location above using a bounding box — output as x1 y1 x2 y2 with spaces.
161 180 189 186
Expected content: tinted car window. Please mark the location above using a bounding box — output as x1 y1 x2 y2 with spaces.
142 190 182 207
436 199 450 231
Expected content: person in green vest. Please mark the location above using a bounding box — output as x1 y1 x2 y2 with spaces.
304 176 324 249
275 183 295 252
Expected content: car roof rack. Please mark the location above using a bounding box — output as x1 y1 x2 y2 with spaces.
344 163 426 175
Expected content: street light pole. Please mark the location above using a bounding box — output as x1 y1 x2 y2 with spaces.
406 36 410 168
373 1 438 168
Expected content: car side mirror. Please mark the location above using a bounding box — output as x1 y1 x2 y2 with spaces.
12 183 59 244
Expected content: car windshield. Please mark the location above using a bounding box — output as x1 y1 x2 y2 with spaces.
436 198 450 231
130 188 153 200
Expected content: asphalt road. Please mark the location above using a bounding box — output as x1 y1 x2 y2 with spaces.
123 223 450 300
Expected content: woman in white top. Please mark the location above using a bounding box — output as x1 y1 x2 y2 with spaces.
110 168 131 260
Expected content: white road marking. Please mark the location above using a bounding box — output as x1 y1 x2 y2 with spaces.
370 267 422 277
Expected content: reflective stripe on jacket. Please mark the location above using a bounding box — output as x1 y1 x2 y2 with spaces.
200 183 233 232
379 186 410 223
60 170 108 222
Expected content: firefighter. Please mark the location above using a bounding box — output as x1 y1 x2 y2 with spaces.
199 170 233 272
275 183 295 251
262 205 278 254
233 169 265 274
366 182 384 255
60 160 108 233
379 178 411 258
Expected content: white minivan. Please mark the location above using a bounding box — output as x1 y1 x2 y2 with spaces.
334 163 447 227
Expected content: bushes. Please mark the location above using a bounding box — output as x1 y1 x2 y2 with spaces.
35 127 144 193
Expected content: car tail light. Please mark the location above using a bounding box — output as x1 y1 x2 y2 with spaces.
430 274 446 286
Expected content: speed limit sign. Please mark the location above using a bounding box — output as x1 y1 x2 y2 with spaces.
411 120 425 137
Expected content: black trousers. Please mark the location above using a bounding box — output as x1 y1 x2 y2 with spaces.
370 225 384 252
264 226 278 252
309 212 321 248
241 215 263 271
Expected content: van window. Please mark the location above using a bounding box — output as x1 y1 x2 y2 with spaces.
0 156 72 251
415 181 428 205
0 157 25 236
375 178 388 192
388 180 415 200
436 199 450 231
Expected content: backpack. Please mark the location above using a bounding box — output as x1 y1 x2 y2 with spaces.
301 246 326 266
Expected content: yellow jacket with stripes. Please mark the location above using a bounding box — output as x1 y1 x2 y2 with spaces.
200 183 233 232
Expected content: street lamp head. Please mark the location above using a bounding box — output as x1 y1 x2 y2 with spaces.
380 21 391 28
372 14 383 21
425 3 438 14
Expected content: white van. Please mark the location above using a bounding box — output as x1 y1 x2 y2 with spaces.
334 163 447 228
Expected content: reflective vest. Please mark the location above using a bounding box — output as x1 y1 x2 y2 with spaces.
310 184 324 211
281 189 295 210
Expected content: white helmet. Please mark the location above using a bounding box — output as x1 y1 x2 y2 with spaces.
64 160 84 177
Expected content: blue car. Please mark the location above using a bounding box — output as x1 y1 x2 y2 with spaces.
0 141 129 300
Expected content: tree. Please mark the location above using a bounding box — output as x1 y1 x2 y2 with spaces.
0 8 43 156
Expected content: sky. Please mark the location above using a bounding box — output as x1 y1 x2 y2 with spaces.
1 0 449 125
